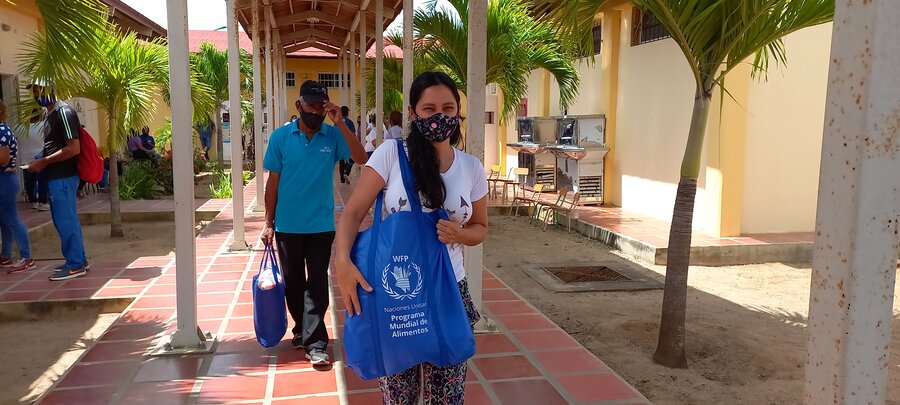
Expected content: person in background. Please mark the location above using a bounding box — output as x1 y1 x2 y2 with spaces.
20 112 49 211
387 110 403 140
139 126 157 154
27 81 89 280
0 100 35 274
197 117 213 160
338 105 357 184
334 71 488 403
128 129 153 160
364 114 377 159
261 80 368 366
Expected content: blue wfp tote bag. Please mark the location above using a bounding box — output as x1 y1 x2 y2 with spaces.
343 139 476 380
252 244 287 348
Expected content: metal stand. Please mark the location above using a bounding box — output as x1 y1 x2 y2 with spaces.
151 327 217 356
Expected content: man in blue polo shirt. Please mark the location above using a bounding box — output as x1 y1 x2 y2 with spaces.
261 81 367 366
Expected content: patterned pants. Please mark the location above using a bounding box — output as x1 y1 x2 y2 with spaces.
378 278 481 405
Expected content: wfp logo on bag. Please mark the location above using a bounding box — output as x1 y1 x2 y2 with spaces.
381 255 423 300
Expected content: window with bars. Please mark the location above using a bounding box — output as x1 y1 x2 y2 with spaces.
590 22 602 56
317 72 350 89
631 8 671 46
285 72 296 87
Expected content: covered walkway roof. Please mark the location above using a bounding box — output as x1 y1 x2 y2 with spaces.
235 0 403 56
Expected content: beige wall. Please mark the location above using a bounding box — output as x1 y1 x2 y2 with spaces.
613 7 711 230
0 3 40 129
740 23 832 233
549 55 603 116
283 57 349 118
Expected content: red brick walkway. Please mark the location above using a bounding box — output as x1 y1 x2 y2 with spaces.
6 179 650 404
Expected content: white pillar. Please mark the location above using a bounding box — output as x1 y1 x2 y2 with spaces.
805 1 900 403
280 46 288 122
226 0 247 251
465 0 487 322
338 47 347 107
273 37 282 126
158 0 213 353
281 46 288 122
252 2 264 211
264 9 273 137
375 0 384 145
359 11 367 137
402 0 413 136
350 36 357 125
343 49 351 110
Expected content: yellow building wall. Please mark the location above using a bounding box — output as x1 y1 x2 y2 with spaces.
282 57 350 118
0 2 41 126
549 54 603 116
740 23 832 234
612 6 712 231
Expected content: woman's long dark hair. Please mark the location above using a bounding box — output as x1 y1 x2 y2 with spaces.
407 71 462 210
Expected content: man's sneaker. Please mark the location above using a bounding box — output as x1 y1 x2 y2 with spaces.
305 348 330 366
49 266 87 281
37 203 50 211
7 258 36 274
54 261 90 271
31 203 39 210
0 256 11 267
291 334 303 349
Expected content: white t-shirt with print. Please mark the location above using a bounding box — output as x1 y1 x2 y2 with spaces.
366 140 489 282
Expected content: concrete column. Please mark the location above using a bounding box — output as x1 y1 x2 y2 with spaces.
375 0 384 144
402 0 413 136
344 49 351 110
359 11 367 137
252 2 264 211
158 0 213 354
226 0 247 251
264 9 273 139
281 46 288 122
350 36 357 124
465 0 487 321
805 1 900 403
338 50 344 107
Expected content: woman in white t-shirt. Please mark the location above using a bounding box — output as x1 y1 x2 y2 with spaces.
335 71 488 404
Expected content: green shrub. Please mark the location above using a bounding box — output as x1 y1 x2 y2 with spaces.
119 161 157 200
209 169 232 199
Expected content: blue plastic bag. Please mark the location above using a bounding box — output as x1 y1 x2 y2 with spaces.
253 244 287 348
343 139 476 380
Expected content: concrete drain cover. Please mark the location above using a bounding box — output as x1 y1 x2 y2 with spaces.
524 261 663 293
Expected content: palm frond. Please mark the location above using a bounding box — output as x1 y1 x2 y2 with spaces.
630 0 834 93
531 0 606 61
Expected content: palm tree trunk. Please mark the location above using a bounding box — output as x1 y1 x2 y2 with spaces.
107 111 124 238
214 105 224 168
653 88 711 369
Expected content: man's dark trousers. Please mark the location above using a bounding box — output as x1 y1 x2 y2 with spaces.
274 231 334 351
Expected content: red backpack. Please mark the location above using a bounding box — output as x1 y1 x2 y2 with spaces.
77 127 104 184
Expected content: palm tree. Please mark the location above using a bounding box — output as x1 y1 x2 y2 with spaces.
190 42 253 167
537 0 834 368
20 18 214 237
413 0 580 123
364 32 437 115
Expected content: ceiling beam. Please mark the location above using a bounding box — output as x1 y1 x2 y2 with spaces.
281 28 344 46
284 41 341 54
277 10 352 30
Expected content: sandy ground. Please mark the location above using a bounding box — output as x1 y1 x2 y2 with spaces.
484 216 900 405
29 221 191 263
0 222 180 404
0 314 119 404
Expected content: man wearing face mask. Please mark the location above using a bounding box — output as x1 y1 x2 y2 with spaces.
26 80 89 281
261 80 367 365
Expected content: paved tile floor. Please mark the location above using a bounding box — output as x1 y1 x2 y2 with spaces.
5 179 650 404
491 186 813 248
